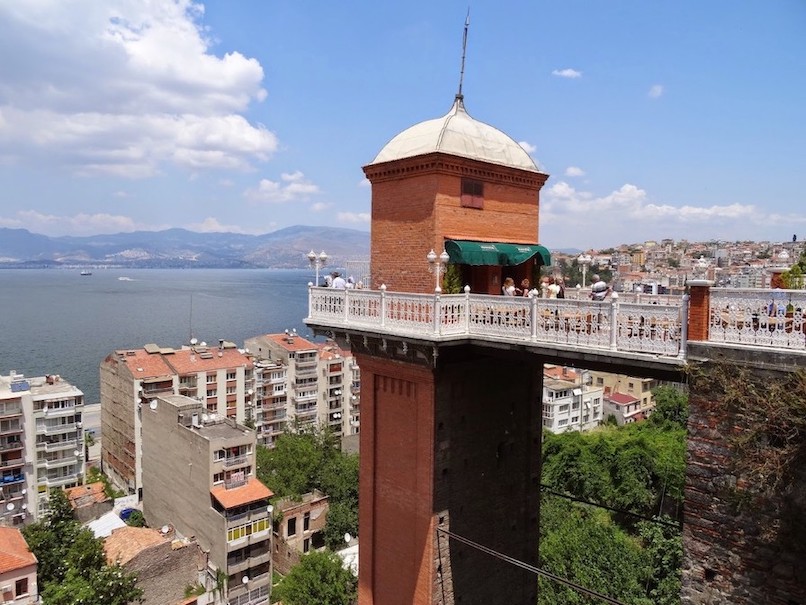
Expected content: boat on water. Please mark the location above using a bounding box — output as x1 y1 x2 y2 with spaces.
80 270 92 276
118 276 133 281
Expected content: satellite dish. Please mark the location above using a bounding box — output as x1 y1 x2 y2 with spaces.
344 532 352 544
161 525 170 534
190 337 198 345
21 504 27 510
21 489 26 495
6 503 14 511
149 400 158 410
242 576 249 585
74 450 82 457
202 414 209 422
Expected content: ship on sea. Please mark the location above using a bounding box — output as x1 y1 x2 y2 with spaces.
80 270 92 276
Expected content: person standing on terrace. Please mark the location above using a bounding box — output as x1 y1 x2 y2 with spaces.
590 274 610 301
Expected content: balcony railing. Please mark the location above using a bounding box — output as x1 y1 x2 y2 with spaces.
0 440 23 452
307 285 806 357
223 455 249 468
0 406 23 419
39 422 77 435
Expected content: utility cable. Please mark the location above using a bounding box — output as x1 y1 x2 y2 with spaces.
540 484 681 529
436 526 630 605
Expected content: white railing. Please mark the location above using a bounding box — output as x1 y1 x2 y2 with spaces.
307 286 688 359
709 288 806 349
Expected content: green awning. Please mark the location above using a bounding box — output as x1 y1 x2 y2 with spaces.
445 240 551 266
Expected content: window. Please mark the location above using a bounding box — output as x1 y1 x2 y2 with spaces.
559 404 569 413
207 373 216 384
213 472 224 484
226 371 237 381
287 517 297 537
214 450 224 461
16 578 28 597
303 512 310 531
461 178 484 208
303 538 310 553
558 419 568 426
571 416 579 423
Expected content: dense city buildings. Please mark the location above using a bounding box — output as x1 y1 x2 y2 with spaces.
244 332 361 449
141 394 272 605
541 366 604 433
100 341 254 495
0 372 85 526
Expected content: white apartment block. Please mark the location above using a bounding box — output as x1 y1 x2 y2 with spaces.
244 332 361 448
0 372 85 526
100 341 255 497
541 367 603 433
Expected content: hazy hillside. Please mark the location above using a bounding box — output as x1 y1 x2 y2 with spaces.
0 226 370 269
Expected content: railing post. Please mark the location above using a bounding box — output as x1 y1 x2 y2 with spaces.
307 282 313 319
433 289 441 335
344 287 350 323
380 284 387 329
609 292 619 351
530 290 538 341
679 294 690 359
464 285 471 335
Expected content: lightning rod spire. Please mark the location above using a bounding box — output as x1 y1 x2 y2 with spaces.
456 9 470 102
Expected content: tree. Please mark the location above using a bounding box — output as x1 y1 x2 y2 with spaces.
126 510 146 527
273 550 357 605
648 386 689 429
22 489 143 605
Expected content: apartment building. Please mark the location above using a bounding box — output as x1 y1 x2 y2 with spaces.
272 490 329 575
142 394 272 605
0 527 38 604
100 341 255 496
589 371 659 413
243 333 360 448
541 366 603 433
0 372 85 526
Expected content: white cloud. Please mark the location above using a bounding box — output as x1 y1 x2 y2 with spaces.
186 217 253 233
648 84 664 99
337 212 371 225
358 178 371 188
244 171 320 203
537 181 804 248
552 68 582 79
565 166 585 177
0 1 275 176
518 141 536 154
310 202 332 212
0 209 163 236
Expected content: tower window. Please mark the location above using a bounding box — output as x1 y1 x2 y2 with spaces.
461 179 484 209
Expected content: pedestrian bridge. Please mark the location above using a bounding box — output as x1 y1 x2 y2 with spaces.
306 284 806 371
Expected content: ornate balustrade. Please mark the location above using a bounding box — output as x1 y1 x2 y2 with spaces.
709 288 806 349
308 286 688 359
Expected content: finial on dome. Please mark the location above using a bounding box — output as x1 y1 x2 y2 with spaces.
455 9 470 104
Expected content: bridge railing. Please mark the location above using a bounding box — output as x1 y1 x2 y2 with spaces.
307 285 688 359
709 288 806 349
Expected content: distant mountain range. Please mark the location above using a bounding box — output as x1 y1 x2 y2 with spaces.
0 226 370 269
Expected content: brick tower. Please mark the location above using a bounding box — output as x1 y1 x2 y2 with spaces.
363 94 549 294
353 95 550 605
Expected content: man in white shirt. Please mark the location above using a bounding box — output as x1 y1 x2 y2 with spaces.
331 271 347 289
590 275 609 301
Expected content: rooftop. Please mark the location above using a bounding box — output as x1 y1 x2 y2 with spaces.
0 527 36 574
165 346 253 375
211 477 273 510
65 482 108 509
104 526 168 566
265 332 318 353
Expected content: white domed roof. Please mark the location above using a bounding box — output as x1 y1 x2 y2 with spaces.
370 97 540 173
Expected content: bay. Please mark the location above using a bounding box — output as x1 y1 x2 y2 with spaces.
0 268 316 403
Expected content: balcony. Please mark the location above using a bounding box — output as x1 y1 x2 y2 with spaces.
38 473 79 488
0 405 22 419
40 422 77 435
0 440 23 453
40 455 80 470
223 455 249 469
1 473 25 485
0 456 25 471
0 423 23 437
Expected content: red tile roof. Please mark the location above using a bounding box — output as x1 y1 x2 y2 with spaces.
608 392 640 405
211 478 273 510
104 526 167 566
0 527 36 573
265 333 317 352
65 481 108 508
121 349 174 379
165 348 253 375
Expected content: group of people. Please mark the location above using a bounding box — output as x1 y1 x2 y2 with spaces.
502 276 566 299
323 271 361 289
502 274 611 301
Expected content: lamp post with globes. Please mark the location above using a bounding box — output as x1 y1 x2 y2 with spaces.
427 249 451 292
307 250 328 286
577 253 592 289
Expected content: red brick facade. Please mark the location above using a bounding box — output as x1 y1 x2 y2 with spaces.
363 153 548 293
687 281 712 341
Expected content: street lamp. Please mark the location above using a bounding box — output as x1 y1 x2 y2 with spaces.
307 250 328 286
427 249 451 293
577 254 592 289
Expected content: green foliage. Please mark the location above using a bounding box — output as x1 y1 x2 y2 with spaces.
272 550 357 605
541 423 686 519
184 583 206 598
538 497 652 605
125 509 146 527
443 263 464 294
257 426 359 548
648 386 689 429
637 518 682 605
22 489 143 605
86 466 125 499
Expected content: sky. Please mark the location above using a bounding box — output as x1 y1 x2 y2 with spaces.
0 1 804 250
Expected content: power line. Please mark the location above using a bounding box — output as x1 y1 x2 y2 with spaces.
540 484 681 529
436 526 630 605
